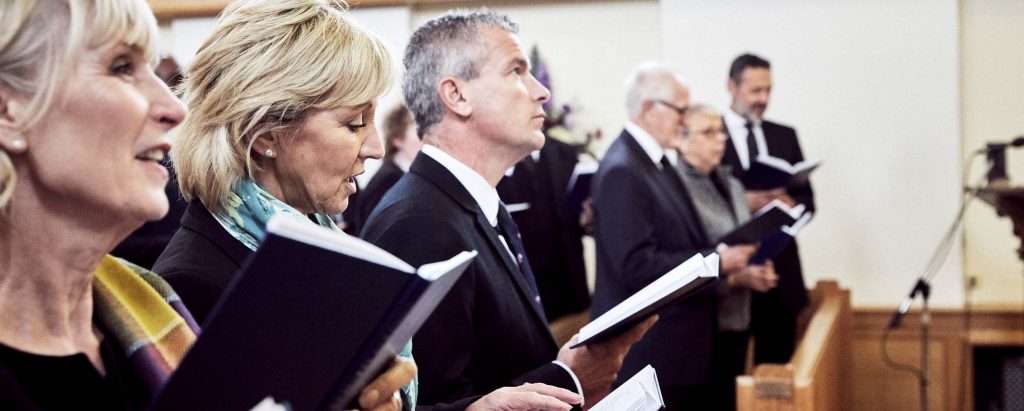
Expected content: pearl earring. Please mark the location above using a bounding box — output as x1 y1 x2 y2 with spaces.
264 148 275 158
9 138 25 152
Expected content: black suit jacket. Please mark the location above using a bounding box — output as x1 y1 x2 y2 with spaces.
722 118 812 312
361 152 578 406
346 159 404 236
590 130 718 388
496 138 590 321
153 201 477 410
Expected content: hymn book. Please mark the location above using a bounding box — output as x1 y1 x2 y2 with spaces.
750 211 814 265
589 365 665 411
153 215 476 411
563 161 598 217
717 199 806 246
742 155 821 191
571 253 719 348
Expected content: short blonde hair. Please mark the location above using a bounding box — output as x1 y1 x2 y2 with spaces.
0 0 159 209
174 0 394 212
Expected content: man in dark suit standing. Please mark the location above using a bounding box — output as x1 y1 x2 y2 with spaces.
362 10 654 408
497 137 590 322
720 53 815 364
590 62 756 409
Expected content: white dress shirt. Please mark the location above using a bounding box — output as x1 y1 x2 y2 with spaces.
624 121 669 168
723 108 767 170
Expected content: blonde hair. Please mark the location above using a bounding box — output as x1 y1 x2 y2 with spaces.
0 0 159 209
174 0 394 212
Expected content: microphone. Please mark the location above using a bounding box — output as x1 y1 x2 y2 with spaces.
980 136 1024 185
980 136 1024 153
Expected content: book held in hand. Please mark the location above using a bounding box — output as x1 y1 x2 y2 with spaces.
572 253 719 348
589 365 664 411
717 199 805 246
750 211 814 265
562 161 598 217
741 155 820 191
152 215 476 411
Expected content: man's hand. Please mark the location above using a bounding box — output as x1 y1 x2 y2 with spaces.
716 243 757 274
466 383 583 411
728 262 778 293
357 357 416 411
557 315 658 407
745 188 789 212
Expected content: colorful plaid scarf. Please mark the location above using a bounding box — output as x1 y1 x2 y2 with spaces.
92 255 200 401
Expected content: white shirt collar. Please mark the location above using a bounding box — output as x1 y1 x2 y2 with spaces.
723 108 766 170
420 144 501 226
624 121 667 167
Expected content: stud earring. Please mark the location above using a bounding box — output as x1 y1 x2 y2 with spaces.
9 138 25 152
264 148 275 158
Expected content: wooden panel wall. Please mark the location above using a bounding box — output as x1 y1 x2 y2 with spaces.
849 308 1022 411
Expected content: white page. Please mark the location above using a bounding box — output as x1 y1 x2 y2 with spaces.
267 215 415 273
590 365 663 411
577 253 716 343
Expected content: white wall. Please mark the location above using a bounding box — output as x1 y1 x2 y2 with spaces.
660 0 964 307
961 0 1024 307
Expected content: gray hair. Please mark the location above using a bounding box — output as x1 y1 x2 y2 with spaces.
686 103 720 121
402 9 517 137
624 61 687 119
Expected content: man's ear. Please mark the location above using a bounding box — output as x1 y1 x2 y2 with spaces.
726 77 739 96
0 82 29 153
436 77 472 118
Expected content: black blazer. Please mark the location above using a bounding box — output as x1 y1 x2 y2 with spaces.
361 152 578 406
590 130 718 388
722 119 812 312
351 159 404 235
496 138 590 321
152 201 477 410
152 201 250 325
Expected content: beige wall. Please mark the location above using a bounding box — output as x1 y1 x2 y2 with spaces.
960 0 1024 308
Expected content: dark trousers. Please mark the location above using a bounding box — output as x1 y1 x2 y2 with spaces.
751 288 798 364
662 382 714 411
712 330 750 411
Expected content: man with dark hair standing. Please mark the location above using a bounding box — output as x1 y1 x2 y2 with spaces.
720 53 815 364
362 9 654 408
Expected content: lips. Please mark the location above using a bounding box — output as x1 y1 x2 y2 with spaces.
135 143 171 162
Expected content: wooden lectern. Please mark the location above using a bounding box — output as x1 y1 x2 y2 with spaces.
975 186 1024 261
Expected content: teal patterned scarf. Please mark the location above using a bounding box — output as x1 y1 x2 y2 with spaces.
210 178 418 410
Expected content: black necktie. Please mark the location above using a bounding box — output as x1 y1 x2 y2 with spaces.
745 121 759 161
496 205 544 312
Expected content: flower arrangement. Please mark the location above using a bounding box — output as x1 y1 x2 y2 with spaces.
530 46 602 157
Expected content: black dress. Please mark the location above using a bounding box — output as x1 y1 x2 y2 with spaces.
0 338 145 410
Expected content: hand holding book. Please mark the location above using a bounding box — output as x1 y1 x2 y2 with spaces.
557 315 659 406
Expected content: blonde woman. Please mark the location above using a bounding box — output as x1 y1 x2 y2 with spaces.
0 0 192 409
153 0 581 410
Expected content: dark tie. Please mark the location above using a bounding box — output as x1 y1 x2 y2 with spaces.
496 205 544 312
745 121 759 161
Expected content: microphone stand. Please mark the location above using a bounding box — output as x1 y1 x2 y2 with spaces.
889 278 932 411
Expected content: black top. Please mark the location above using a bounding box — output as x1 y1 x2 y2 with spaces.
0 338 142 411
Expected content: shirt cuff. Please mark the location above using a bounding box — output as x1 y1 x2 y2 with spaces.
551 360 584 401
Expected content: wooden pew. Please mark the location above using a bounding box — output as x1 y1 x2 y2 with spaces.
737 280 852 411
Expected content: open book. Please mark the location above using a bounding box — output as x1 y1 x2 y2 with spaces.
741 155 820 191
590 365 664 411
563 161 598 217
717 199 805 245
152 215 476 411
750 211 814 265
572 253 719 348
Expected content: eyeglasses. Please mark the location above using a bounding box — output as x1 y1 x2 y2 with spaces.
655 100 688 116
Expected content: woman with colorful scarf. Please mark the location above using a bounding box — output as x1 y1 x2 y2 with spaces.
0 1 194 409
152 1 580 410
